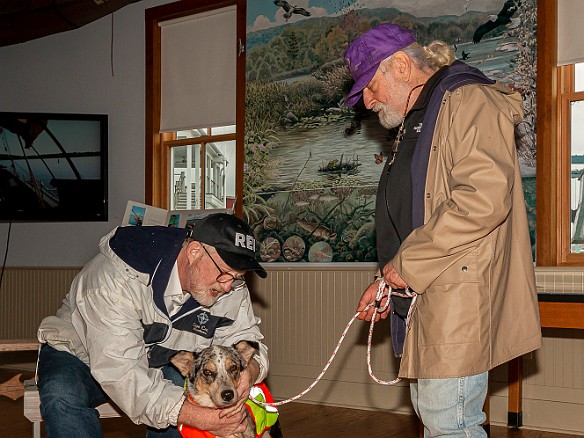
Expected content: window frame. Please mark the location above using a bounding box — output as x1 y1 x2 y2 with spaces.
167 131 236 209
559 77 584 259
145 0 246 216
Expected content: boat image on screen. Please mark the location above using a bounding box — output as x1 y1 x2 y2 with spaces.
0 112 108 222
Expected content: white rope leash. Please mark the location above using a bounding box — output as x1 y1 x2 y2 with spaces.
367 281 417 385
251 280 417 407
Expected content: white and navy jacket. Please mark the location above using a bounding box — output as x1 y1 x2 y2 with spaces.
38 226 268 429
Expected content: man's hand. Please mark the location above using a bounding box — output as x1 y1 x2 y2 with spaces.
382 261 408 290
178 400 247 436
356 280 390 322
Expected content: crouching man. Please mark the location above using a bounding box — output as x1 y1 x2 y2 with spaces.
37 213 269 438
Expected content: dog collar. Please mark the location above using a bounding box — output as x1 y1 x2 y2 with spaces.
183 379 203 408
186 392 201 407
180 385 215 438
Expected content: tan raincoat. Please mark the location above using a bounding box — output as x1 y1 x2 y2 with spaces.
392 83 542 379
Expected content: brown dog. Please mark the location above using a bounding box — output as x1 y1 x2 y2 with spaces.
171 341 281 438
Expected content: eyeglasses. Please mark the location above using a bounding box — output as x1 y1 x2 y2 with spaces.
202 245 246 290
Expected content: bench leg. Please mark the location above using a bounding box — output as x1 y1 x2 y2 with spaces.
33 420 40 438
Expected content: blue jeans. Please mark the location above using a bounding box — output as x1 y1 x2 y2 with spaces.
38 345 183 438
410 371 488 438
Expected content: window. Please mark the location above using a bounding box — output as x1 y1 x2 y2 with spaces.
537 0 584 265
169 126 236 210
558 65 584 259
145 0 246 216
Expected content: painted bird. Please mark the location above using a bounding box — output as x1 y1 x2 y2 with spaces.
473 0 520 43
274 0 311 22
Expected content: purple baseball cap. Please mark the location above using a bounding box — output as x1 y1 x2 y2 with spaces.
343 24 416 107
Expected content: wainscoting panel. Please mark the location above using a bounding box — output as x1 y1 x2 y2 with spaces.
0 267 79 340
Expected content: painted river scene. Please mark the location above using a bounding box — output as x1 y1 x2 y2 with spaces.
243 0 536 263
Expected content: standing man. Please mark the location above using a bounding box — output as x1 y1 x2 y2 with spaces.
37 213 268 438
344 24 541 437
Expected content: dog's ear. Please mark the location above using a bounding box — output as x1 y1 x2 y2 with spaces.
170 351 195 377
233 340 259 365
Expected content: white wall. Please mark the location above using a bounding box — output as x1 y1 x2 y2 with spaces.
0 0 172 267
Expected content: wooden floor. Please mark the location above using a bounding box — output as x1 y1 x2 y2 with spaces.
1 368 582 438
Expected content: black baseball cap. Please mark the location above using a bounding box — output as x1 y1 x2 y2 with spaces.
189 213 267 278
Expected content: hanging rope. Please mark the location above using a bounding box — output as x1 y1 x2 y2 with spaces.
250 280 417 407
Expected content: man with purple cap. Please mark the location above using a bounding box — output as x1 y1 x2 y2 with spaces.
346 23 541 437
36 214 270 438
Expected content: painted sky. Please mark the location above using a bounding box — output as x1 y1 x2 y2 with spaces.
248 0 504 32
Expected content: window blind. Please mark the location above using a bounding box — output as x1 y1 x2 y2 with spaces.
558 0 584 66
159 6 236 132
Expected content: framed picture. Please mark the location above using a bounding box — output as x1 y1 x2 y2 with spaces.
0 112 108 222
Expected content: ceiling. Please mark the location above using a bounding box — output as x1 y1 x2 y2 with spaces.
0 0 142 47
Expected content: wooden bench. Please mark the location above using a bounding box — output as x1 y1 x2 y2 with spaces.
0 339 121 438
0 339 40 400
0 339 40 352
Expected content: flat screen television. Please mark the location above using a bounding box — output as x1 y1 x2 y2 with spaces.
0 112 108 222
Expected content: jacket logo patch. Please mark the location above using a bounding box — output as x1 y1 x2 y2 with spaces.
414 122 423 133
192 310 211 337
189 309 234 339
197 312 209 325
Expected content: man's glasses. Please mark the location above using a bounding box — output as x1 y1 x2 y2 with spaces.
202 245 246 290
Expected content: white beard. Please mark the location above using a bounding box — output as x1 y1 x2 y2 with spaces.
375 102 404 129
373 78 411 129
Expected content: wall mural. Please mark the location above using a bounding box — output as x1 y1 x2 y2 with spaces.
244 0 536 263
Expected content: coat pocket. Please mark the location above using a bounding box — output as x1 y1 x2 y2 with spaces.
418 283 480 346
418 254 481 346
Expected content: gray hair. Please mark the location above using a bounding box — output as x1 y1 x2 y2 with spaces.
381 40 455 74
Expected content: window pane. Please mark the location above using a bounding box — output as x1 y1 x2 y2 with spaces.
170 144 202 210
170 141 236 211
210 125 236 135
570 100 584 252
574 63 584 91
204 140 236 209
176 128 207 139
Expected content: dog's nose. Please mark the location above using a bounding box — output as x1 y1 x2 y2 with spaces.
221 389 235 402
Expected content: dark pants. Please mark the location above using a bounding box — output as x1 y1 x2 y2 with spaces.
38 345 183 438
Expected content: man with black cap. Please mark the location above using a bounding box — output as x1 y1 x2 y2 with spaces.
344 24 541 437
37 213 268 438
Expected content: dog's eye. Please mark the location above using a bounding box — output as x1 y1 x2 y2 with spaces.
228 364 239 374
